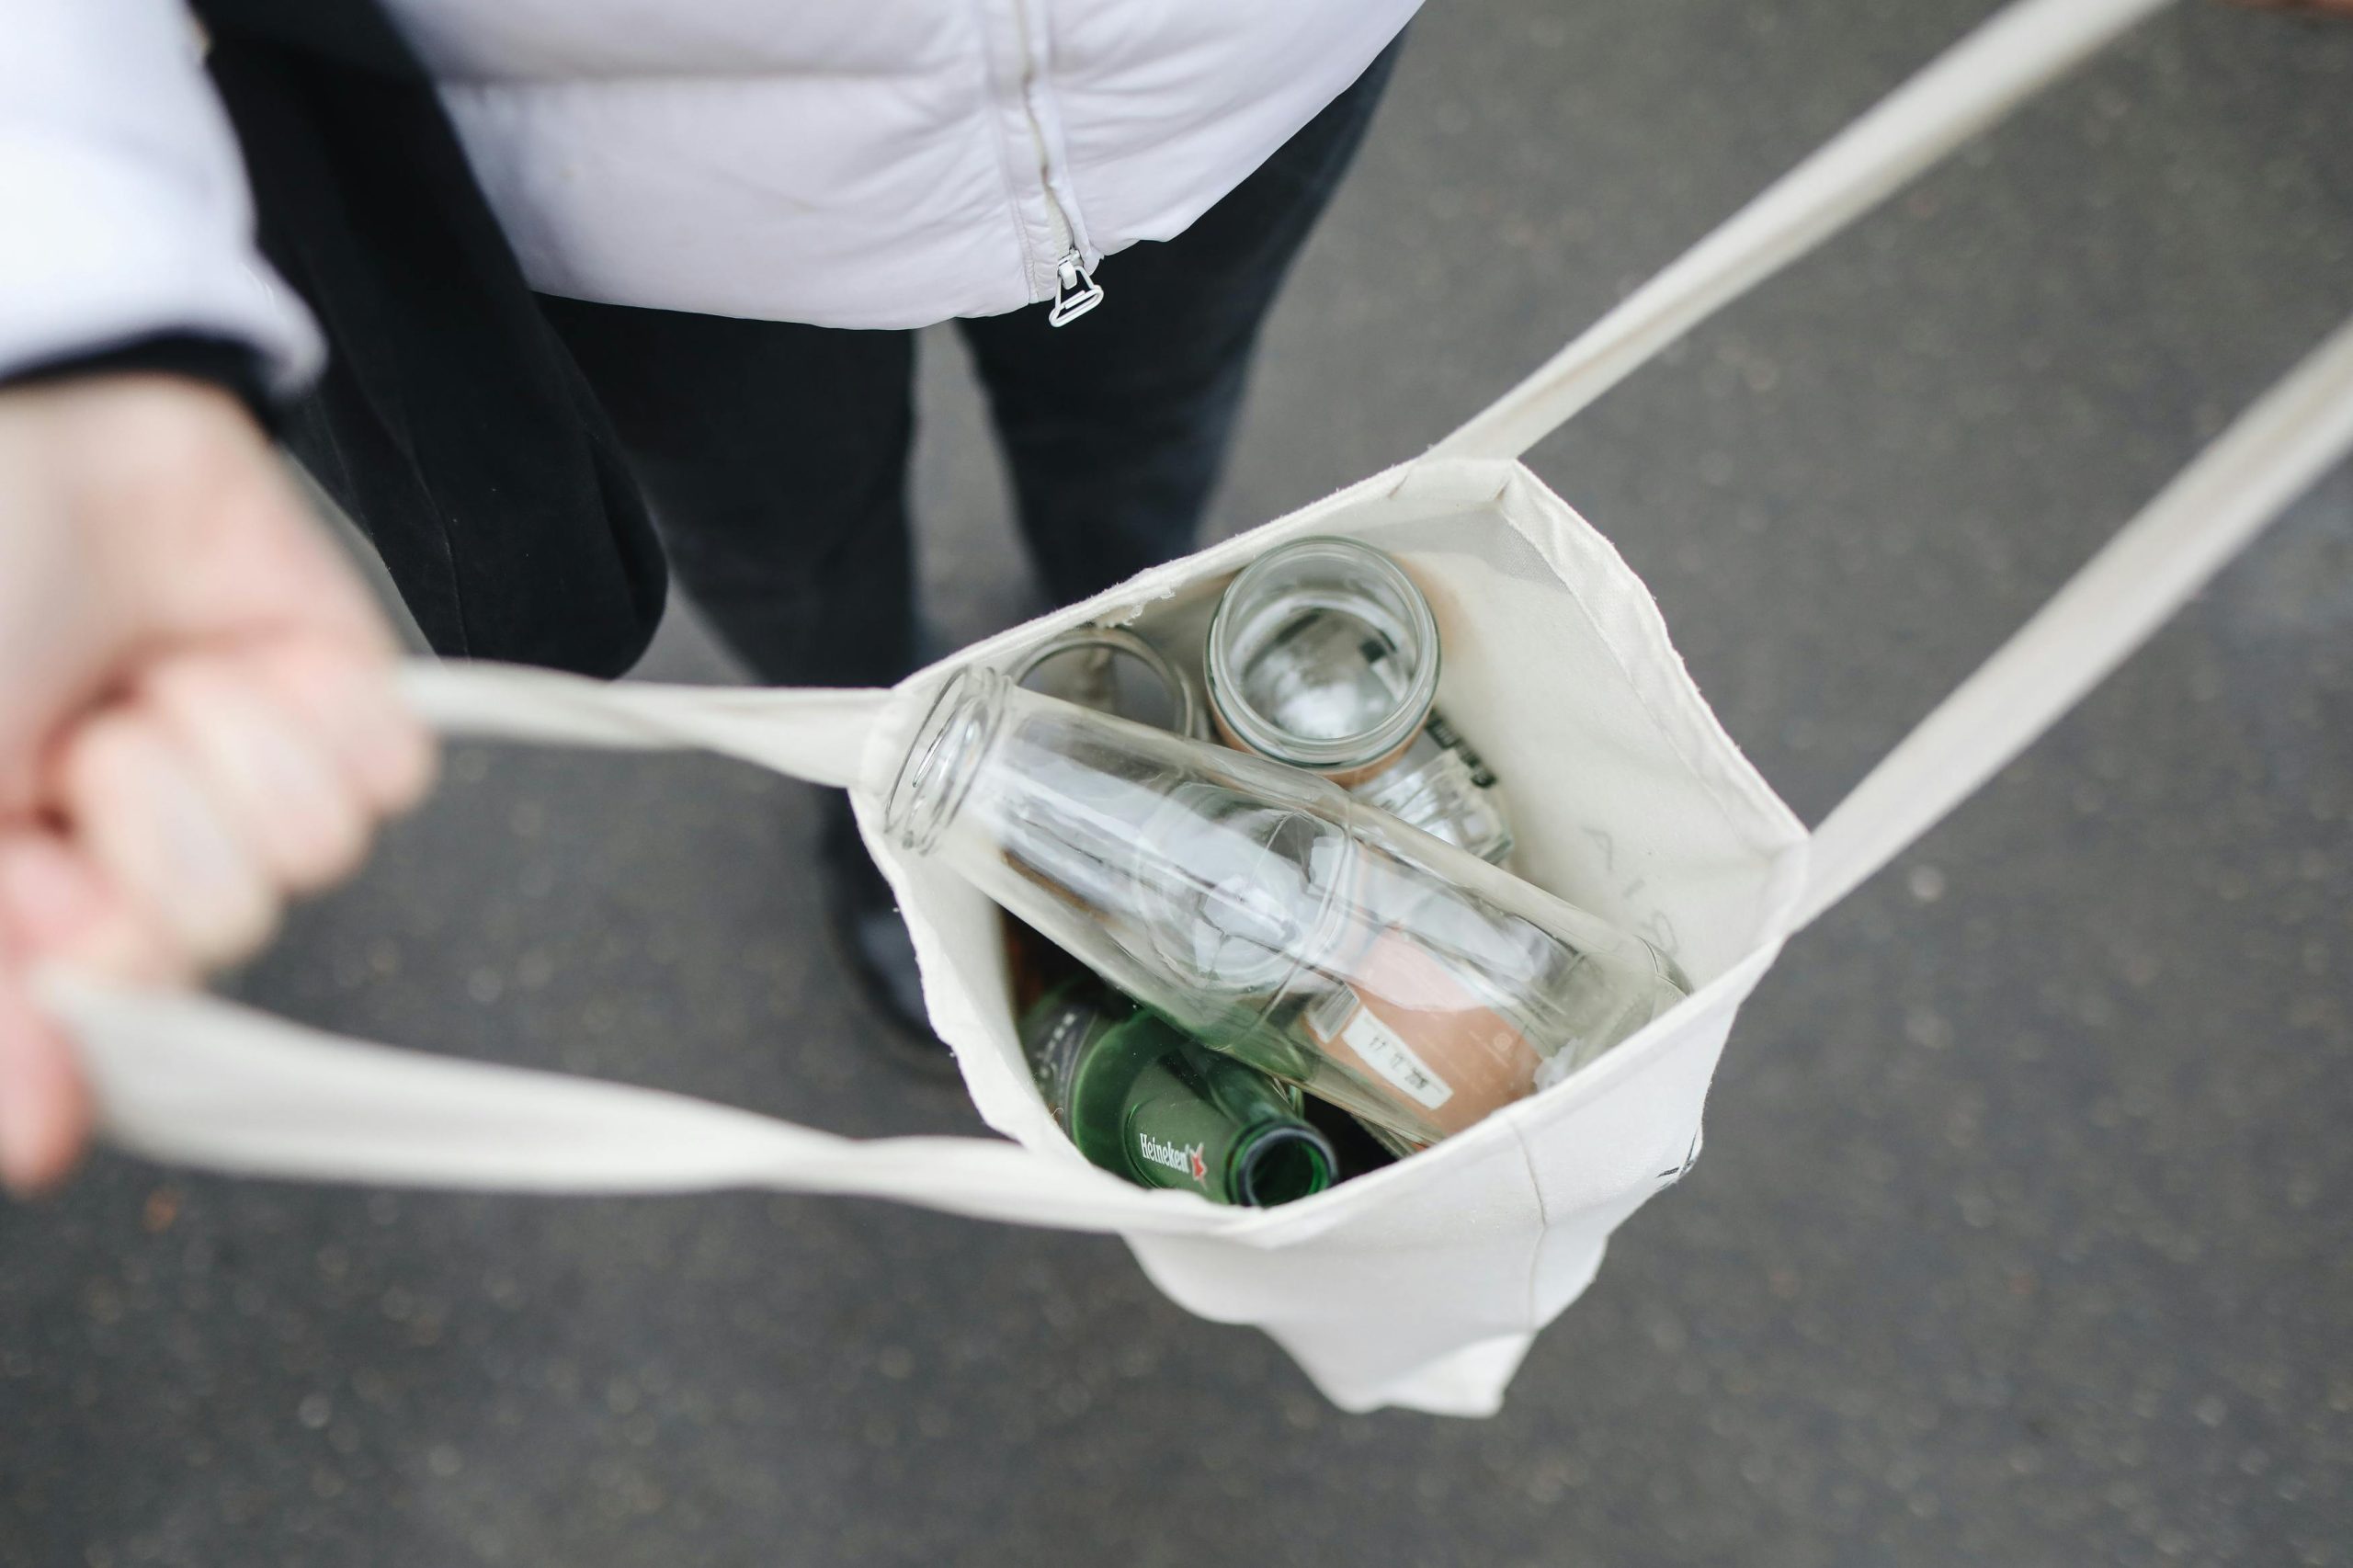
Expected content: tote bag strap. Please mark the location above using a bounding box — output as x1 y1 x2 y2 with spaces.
1794 317 2353 927
396 659 882 788
1426 0 2177 464
43 663 1231 1238
1409 0 2353 921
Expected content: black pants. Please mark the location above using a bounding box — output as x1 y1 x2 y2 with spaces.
542 40 1399 691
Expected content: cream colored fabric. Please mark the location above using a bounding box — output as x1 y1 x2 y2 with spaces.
1797 316 2353 926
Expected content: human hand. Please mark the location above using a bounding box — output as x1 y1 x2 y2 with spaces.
0 374 434 1193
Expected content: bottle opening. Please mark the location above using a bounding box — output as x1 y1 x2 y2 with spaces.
1010 625 1202 737
883 667 1005 855
1233 1123 1337 1207
1206 536 1442 774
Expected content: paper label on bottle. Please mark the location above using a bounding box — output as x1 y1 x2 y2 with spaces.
1302 932 1544 1138
1309 991 1453 1110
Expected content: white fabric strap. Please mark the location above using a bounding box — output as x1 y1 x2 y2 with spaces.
46 974 1223 1234
1412 0 2353 935
400 660 888 790
1427 0 2177 463
44 664 1232 1237
1797 315 2353 928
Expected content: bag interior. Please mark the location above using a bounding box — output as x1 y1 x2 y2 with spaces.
861 469 1808 1169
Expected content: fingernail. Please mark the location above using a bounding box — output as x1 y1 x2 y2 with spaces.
153 766 250 894
139 766 273 962
248 717 350 846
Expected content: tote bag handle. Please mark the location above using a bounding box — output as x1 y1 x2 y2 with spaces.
42 665 1236 1238
1427 0 2180 463
1792 319 2353 927
1418 0 2353 926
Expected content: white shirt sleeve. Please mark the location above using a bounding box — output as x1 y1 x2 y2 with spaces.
0 0 323 392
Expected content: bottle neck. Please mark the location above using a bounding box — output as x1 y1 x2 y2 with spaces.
1226 1120 1335 1207
883 667 1006 856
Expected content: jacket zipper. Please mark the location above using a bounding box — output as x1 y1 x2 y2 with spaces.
1007 1 1103 325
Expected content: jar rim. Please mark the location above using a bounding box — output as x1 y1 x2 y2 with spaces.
1008 623 1204 739
1205 535 1441 771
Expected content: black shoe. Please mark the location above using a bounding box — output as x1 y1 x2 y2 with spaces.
819 797 959 1073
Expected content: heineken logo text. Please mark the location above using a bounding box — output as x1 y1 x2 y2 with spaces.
1138 1132 1209 1185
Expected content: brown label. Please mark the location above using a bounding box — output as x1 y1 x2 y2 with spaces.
1302 931 1542 1138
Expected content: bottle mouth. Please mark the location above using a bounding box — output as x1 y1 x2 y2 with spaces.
1206 536 1442 773
1232 1122 1336 1207
883 667 1006 856
1009 624 1203 738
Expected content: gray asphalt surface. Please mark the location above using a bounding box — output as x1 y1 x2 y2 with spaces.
6 4 2351 1565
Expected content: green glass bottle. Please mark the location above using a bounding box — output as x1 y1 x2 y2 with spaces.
1021 980 1336 1207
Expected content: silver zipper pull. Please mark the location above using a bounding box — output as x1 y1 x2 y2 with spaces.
1048 251 1105 326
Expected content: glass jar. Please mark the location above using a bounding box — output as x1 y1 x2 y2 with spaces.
884 668 1687 1149
1206 536 1516 866
1010 624 1203 738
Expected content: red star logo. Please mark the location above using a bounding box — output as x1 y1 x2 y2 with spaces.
1189 1148 1209 1184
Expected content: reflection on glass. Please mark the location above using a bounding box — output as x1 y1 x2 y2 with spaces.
887 669 1688 1148
1207 536 1516 866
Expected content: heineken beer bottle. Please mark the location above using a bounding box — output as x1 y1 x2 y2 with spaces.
1021 981 1336 1207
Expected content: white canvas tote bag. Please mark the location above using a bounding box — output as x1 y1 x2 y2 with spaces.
44 0 2353 1417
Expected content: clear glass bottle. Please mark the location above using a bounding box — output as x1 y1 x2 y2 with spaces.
1022 979 1335 1206
884 668 1688 1149
1206 536 1516 866
1004 626 1204 1014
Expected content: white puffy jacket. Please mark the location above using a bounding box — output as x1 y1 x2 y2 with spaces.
2 0 1416 392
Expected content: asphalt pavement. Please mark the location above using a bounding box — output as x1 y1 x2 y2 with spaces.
4 3 2349 1564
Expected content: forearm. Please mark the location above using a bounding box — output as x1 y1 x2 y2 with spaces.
0 0 319 391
